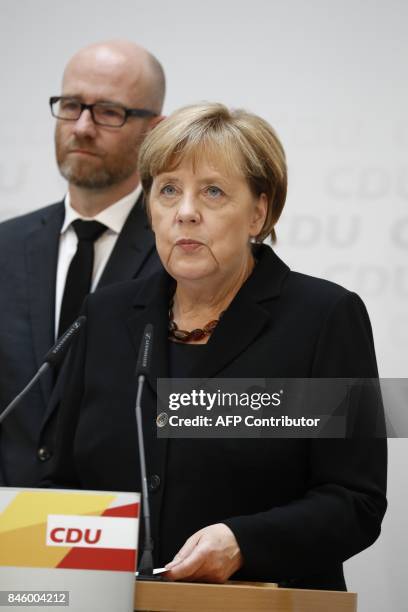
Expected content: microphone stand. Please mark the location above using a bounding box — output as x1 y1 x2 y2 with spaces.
0 316 86 425
0 364 49 425
134 325 162 581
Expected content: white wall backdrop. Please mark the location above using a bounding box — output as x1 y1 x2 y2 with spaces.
0 1 406 610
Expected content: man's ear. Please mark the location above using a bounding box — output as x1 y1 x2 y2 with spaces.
149 114 166 130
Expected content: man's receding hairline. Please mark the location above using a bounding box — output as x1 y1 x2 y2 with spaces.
62 40 165 113
144 52 166 113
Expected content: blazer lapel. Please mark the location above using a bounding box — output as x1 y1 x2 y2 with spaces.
126 272 173 389
25 203 65 403
125 273 173 546
190 296 271 379
125 245 290 382
190 245 290 379
98 194 156 287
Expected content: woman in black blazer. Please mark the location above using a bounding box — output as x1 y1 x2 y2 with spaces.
49 103 387 590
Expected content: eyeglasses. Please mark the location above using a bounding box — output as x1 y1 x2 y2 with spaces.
49 96 157 127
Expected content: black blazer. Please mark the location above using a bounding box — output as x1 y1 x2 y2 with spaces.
0 194 161 486
47 244 387 590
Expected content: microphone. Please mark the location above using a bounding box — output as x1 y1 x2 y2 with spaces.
0 316 86 425
43 316 86 368
134 324 161 580
135 323 154 378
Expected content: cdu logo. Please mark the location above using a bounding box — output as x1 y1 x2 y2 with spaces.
46 514 139 550
49 526 102 545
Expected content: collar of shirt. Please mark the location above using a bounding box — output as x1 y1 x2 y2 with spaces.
61 184 142 235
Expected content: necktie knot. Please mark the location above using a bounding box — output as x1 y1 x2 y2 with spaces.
72 219 107 242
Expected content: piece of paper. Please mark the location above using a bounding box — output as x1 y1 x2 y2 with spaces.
135 567 167 576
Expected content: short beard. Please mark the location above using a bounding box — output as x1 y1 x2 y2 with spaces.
58 159 135 190
55 127 142 190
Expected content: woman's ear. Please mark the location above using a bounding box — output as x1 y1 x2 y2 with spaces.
144 195 156 233
249 193 268 237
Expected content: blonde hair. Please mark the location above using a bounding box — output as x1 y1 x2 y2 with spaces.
138 102 287 242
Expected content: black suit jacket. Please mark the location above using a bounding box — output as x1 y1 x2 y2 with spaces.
0 194 161 486
47 244 387 590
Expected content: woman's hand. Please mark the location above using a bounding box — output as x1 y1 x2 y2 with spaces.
164 523 243 583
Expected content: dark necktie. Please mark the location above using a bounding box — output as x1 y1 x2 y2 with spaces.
58 219 107 337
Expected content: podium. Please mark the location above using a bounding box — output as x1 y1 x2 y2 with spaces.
134 581 357 611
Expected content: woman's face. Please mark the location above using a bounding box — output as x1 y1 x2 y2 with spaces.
149 156 267 284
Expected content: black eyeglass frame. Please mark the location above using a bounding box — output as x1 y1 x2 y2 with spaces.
49 96 157 127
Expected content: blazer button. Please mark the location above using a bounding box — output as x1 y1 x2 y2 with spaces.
37 446 52 462
148 474 161 493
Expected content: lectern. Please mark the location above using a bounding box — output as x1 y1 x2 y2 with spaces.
134 581 357 612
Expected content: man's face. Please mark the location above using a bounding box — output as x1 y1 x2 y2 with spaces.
55 52 154 190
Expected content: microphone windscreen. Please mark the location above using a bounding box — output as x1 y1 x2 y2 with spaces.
135 324 154 377
44 316 86 367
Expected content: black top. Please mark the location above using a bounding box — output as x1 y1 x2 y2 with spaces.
168 339 207 378
163 340 209 565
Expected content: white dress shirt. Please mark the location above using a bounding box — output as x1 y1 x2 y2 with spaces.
55 185 142 338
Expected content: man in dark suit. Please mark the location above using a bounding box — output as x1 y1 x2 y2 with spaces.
0 40 165 486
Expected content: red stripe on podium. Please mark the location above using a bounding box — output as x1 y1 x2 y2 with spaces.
102 503 140 518
57 547 137 572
